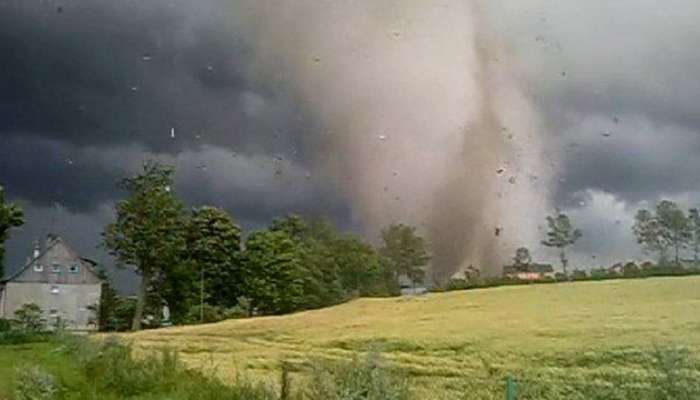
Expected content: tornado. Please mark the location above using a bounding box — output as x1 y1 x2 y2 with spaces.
242 1 552 283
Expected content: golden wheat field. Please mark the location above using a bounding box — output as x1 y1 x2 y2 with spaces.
122 277 700 399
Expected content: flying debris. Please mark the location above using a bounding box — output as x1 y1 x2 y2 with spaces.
494 227 502 237
496 168 505 175
170 128 175 139
164 185 171 193
378 134 387 141
508 176 517 185
602 131 612 138
141 53 152 61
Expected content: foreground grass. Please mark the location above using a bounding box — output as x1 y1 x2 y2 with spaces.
125 276 700 399
0 343 86 399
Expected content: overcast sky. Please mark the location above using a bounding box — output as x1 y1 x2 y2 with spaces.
2 1 700 289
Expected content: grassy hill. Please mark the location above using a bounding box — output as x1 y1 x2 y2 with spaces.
124 276 700 399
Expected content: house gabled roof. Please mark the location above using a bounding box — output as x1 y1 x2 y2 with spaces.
1 235 102 284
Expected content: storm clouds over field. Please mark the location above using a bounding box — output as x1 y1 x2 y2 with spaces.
2 0 700 280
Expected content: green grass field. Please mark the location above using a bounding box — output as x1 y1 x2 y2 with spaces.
122 276 700 399
0 342 87 399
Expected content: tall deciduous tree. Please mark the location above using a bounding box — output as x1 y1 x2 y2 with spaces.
270 215 345 309
186 206 243 313
633 200 690 264
242 229 306 315
0 185 24 277
541 211 581 277
103 162 187 330
379 223 430 288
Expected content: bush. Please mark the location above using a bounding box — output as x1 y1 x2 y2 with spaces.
14 365 62 400
0 318 12 332
14 303 44 332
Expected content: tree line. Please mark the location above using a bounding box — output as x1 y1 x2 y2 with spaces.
100 162 430 330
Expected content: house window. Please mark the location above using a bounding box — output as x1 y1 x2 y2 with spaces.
51 264 61 273
33 264 43 272
69 264 80 273
50 285 60 294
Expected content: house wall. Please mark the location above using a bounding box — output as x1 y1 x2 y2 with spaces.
1 282 101 331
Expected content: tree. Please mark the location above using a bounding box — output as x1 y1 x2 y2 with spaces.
186 206 243 318
103 161 187 330
513 247 532 270
270 215 346 309
379 223 430 288
633 200 690 264
541 211 581 277
0 185 24 277
687 208 700 265
241 229 306 315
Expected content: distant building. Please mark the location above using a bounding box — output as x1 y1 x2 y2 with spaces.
0 235 102 331
502 263 555 281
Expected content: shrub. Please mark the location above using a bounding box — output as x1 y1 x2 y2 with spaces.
14 365 62 400
0 318 11 332
14 303 44 332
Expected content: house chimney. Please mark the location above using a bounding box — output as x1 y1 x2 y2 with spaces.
32 239 40 259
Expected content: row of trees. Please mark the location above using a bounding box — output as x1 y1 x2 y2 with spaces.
103 162 430 330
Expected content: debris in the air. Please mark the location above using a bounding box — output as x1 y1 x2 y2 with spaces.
170 128 175 139
561 71 567 77
305 172 311 180
392 170 399 176
164 186 171 192
57 6 63 13
508 176 517 184
197 164 207 171
496 168 505 175
313 57 321 63
141 54 152 61
206 65 214 71
602 131 612 138
614 220 621 225
383 186 389 192
494 227 502 237
578 201 586 207
66 158 74 165
613 117 620 124
378 134 387 141
195 133 201 139
130 86 139 92
231 152 237 158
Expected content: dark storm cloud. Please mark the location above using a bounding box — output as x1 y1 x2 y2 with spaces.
3 0 700 278
0 0 351 280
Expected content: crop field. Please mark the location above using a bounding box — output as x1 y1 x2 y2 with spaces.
124 277 700 399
